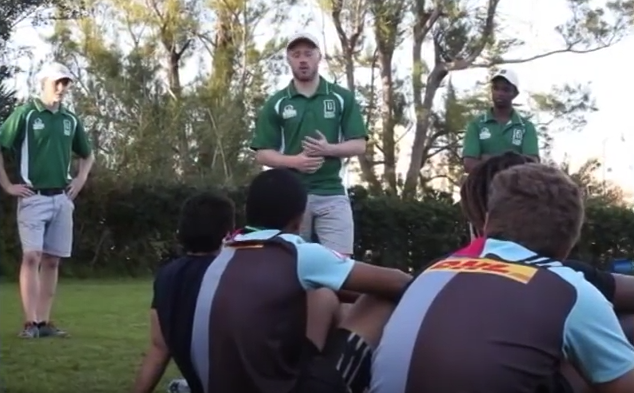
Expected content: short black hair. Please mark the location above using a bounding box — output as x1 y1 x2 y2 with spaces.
246 168 307 230
177 191 235 253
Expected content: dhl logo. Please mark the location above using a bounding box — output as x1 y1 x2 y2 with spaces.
427 257 537 284
225 241 265 250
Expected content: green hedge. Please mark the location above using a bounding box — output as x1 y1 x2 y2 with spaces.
1 180 634 278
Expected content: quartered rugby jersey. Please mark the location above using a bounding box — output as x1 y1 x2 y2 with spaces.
153 229 354 393
370 238 634 393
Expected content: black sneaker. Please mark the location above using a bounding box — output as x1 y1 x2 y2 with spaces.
38 322 69 338
18 322 39 338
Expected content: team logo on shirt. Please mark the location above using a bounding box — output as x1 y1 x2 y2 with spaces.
479 127 491 140
282 105 297 119
511 128 525 145
323 99 336 119
63 119 72 136
32 118 45 131
427 257 537 284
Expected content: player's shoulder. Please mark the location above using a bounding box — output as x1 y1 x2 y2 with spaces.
12 101 37 116
60 105 80 119
327 81 355 101
278 234 348 260
278 233 307 245
467 111 489 126
328 80 352 94
516 112 536 127
545 262 603 298
265 88 290 107
154 255 184 282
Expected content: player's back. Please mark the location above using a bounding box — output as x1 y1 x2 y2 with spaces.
153 254 219 393
183 230 313 393
370 238 586 393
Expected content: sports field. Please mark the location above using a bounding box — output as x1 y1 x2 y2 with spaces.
0 280 180 393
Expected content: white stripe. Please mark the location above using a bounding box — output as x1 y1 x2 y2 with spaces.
273 97 286 153
20 110 36 186
190 248 236 393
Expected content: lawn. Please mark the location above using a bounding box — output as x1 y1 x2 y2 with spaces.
0 280 180 393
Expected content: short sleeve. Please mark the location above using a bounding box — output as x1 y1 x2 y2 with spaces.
71 116 92 158
562 260 615 302
296 242 355 290
151 265 169 309
521 122 539 157
341 93 367 140
251 98 282 151
562 278 634 383
0 107 25 150
462 120 481 158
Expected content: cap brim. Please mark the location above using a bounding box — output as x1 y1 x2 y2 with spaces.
491 75 517 88
41 72 74 82
286 37 318 50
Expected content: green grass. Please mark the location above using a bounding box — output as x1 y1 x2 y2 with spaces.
0 280 180 393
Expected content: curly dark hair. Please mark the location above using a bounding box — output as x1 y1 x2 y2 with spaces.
460 152 535 236
486 163 583 259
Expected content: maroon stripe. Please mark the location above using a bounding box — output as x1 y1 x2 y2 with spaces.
452 237 486 257
206 240 306 393
405 267 576 392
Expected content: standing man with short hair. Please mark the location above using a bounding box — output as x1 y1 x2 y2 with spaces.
462 69 540 174
251 32 367 256
0 62 94 338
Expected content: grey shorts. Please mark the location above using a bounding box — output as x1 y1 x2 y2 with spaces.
300 194 354 255
17 193 74 258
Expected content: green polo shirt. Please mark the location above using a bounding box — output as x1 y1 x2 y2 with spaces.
462 109 539 158
251 77 366 195
0 98 92 189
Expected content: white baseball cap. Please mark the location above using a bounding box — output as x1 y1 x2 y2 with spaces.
286 32 320 51
37 62 74 83
491 68 519 90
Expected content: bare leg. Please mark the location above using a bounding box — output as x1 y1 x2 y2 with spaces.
318 295 396 393
19 251 41 323
37 253 60 323
306 288 340 350
339 294 395 348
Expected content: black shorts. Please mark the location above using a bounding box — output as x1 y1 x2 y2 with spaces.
295 339 349 393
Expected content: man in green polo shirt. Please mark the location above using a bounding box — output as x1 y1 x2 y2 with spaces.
251 32 367 255
0 62 94 338
462 69 540 173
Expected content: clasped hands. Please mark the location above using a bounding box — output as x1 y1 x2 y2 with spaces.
293 130 332 174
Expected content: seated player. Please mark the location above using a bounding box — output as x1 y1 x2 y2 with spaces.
132 191 236 393
370 163 634 393
136 169 411 393
460 152 634 318
459 152 634 393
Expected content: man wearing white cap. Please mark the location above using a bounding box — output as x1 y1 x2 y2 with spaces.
251 32 367 256
462 68 539 174
0 62 94 338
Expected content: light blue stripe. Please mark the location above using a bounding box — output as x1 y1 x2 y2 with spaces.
481 238 553 264
190 248 235 393
481 238 537 260
369 271 456 393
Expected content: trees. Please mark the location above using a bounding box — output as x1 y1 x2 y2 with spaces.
321 0 634 198
0 0 85 121
43 0 299 185
5 0 633 196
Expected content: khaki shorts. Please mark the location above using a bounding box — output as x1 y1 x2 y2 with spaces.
17 193 74 257
300 194 354 255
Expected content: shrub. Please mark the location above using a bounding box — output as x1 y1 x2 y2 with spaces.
1 179 632 278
